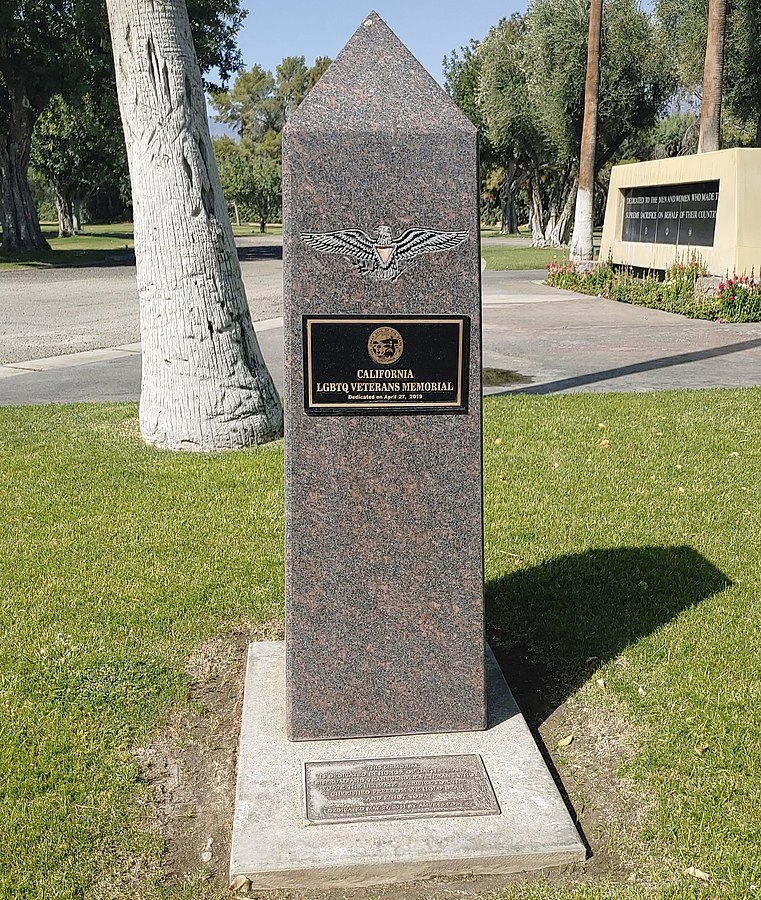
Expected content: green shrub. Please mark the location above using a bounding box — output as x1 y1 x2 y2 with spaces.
546 257 761 322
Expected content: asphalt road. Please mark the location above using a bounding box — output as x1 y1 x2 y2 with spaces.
2 236 761 405
0 235 283 364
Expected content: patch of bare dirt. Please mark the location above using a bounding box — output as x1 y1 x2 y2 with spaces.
134 622 283 891
134 628 652 899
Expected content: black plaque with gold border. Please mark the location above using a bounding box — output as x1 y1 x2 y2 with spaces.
303 314 469 415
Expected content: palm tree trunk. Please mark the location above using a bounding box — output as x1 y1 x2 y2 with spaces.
569 0 602 264
697 0 727 154
105 0 283 450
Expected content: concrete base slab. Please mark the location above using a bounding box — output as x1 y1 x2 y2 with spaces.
230 642 585 888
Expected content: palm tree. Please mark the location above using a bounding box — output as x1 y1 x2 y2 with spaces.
105 0 283 451
697 0 727 153
569 0 603 265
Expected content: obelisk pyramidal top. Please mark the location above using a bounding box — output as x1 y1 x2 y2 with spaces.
288 12 476 133
282 12 485 741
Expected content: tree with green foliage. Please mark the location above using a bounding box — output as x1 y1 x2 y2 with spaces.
655 0 707 91
210 56 331 161
657 0 761 147
444 31 527 233
31 92 128 236
650 111 699 157
724 0 761 145
0 0 245 255
307 55 332 89
216 142 282 232
476 0 674 246
211 64 281 143
0 0 104 253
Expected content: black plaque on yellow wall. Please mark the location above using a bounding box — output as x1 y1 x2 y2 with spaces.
621 180 720 246
303 315 469 415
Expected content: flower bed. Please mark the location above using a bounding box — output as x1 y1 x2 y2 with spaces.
546 258 761 322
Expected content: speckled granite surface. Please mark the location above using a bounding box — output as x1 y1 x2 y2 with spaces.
282 12 484 741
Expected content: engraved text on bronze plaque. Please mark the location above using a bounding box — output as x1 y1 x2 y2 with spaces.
304 754 500 824
303 315 469 415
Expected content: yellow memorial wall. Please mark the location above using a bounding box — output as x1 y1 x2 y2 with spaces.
599 148 761 277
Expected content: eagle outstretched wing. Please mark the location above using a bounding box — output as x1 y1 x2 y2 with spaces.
394 229 468 269
301 229 376 263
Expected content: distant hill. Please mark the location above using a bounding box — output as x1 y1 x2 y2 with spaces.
207 116 238 140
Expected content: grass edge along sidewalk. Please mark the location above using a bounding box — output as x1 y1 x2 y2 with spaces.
1 393 759 899
0 222 284 269
0 223 562 271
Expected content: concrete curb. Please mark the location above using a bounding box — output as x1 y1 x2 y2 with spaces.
0 344 142 380
0 318 285 380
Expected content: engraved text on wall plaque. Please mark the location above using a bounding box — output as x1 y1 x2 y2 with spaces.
621 180 719 246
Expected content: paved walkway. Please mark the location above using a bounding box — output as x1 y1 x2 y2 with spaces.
1 241 760 405
481 271 761 395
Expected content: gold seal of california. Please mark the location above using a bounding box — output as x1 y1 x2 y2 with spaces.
368 327 404 365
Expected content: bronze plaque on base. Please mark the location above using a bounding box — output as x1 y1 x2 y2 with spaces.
304 754 499 824
303 315 469 415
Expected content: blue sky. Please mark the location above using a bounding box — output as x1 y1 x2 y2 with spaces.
233 2 523 85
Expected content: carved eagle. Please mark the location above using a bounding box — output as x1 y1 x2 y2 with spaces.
300 225 468 281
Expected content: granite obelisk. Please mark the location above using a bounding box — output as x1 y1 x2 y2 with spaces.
230 16 586 885
283 12 485 740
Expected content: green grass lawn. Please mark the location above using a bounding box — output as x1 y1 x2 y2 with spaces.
482 244 569 271
480 226 603 237
1 393 760 898
0 223 136 269
480 225 531 238
0 222 281 269
3 223 560 271
231 223 282 236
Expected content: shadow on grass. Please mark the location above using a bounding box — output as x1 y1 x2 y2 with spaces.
56 228 134 241
2 239 280 270
1 248 136 270
237 244 283 262
486 544 731 728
